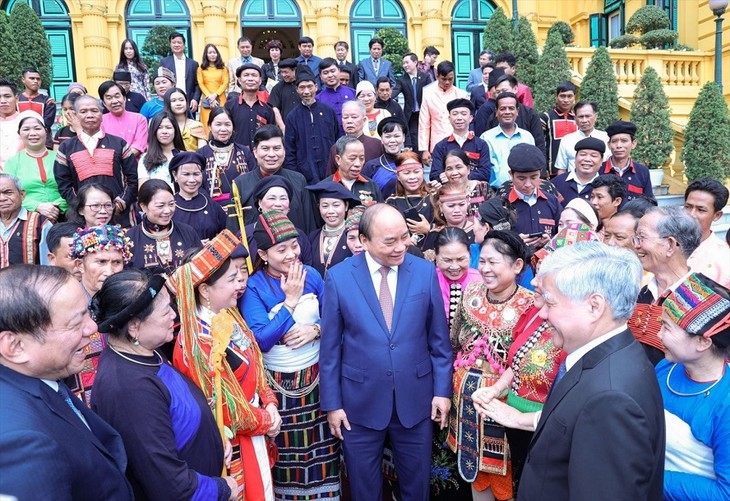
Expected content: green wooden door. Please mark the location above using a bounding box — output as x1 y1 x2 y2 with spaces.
125 0 192 59
451 0 495 89
349 0 407 66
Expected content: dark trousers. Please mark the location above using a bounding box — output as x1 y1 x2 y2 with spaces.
506 427 534 495
408 112 419 153
342 403 432 501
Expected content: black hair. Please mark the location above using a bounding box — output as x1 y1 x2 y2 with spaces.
318 57 338 73
574 101 598 114
556 80 577 94
685 177 729 213
424 46 440 57
495 52 516 67
98 80 127 100
207 106 234 129
69 183 116 227
201 43 225 70
444 148 470 167
435 227 471 254
0 78 17 94
380 120 405 136
138 179 174 206
298 36 314 46
22 67 40 77
163 87 188 116
482 62 496 71
46 222 79 254
237 36 252 45
0 265 71 342
169 32 185 42
436 61 455 77
89 268 159 340
117 39 147 72
61 92 81 107
495 74 518 89
253 124 284 147
369 38 384 49
591 174 627 202
481 230 528 273
495 91 519 108
144 111 184 171
266 39 283 51
403 52 418 63
335 41 349 50
619 197 656 220
376 76 391 88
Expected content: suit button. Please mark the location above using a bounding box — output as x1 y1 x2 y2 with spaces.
386 370 392 376
389 343 396 350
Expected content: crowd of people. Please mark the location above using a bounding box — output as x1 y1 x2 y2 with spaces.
0 30 729 501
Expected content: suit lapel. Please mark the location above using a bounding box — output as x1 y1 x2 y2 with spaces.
532 357 583 440
352 256 390 335
391 258 413 333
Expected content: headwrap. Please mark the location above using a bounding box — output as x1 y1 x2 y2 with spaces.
356 80 376 97
168 151 206 173
154 66 176 84
67 82 87 94
253 210 298 251
345 205 366 233
438 190 469 204
565 197 599 229
167 229 239 293
253 176 293 203
94 275 166 333
478 197 510 230
532 223 600 269
663 273 730 348
17 110 45 132
71 225 133 263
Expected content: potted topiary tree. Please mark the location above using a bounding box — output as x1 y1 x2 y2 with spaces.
532 30 572 114
483 7 513 56
682 82 730 183
609 5 678 49
375 27 410 76
512 16 539 89
630 67 674 188
578 46 619 129
9 2 52 92
0 11 21 87
547 21 575 46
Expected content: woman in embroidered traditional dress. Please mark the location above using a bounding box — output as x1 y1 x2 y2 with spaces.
4 111 67 222
362 117 406 199
305 180 361 277
439 149 493 218
448 230 534 501
356 81 390 139
125 180 201 274
115 39 150 100
91 269 239 501
197 44 229 135
653 273 730 500
434 227 483 330
172 230 281 501
386 152 434 247
197 107 258 216
422 185 474 257
164 88 207 152
138 111 185 188
170 151 227 242
240 210 341 501
67 183 116 228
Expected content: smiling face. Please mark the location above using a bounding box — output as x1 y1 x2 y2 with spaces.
496 97 518 126
603 213 637 250
155 117 175 146
259 238 301 276
79 188 113 227
172 163 203 198
370 43 383 59
556 90 575 113
141 189 176 226
201 261 245 312
18 278 97 380
238 40 252 57
360 207 409 267
381 126 405 155
534 273 592 353
167 90 187 115
357 89 376 111
478 241 522 295
319 198 347 228
258 186 290 214
254 136 285 174
170 36 185 56
210 112 233 143
449 107 472 134
296 80 317 105
634 211 670 272
402 56 416 74
443 155 469 185
239 69 262 92
154 77 173 97
335 45 347 61
436 241 470 281
320 65 340 88
574 149 602 180
133 288 175 349
102 85 125 116
396 164 424 194
18 118 47 152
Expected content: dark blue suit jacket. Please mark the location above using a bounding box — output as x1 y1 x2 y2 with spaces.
0 365 133 500
357 57 396 87
159 55 201 103
319 252 453 430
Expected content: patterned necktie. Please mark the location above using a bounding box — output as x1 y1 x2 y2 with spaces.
412 77 419 112
373 58 380 75
379 267 393 330
58 384 90 429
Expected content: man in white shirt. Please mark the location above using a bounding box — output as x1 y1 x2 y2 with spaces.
159 32 200 112
473 243 665 501
554 101 609 174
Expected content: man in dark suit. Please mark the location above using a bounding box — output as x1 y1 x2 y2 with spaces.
394 52 430 153
334 40 358 87
320 203 453 501
159 31 201 112
474 242 665 501
0 265 133 500
357 37 395 87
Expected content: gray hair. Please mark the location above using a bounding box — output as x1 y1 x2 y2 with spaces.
0 173 23 192
538 242 641 321
647 206 701 259
342 99 366 116
335 135 363 157
74 94 101 113
0 265 72 342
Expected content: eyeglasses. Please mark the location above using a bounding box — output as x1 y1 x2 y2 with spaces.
631 234 664 247
85 203 114 212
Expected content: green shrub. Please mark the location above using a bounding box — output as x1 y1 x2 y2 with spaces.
682 82 730 182
639 29 678 49
512 16 539 88
673 43 694 52
375 27 410 75
578 46 618 129
0 11 21 87
142 25 177 82
547 21 575 45
9 3 52 91
533 30 572 114
483 7 513 56
626 5 670 35
630 67 674 168
608 34 640 49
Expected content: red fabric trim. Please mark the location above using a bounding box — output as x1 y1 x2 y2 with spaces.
69 148 115 182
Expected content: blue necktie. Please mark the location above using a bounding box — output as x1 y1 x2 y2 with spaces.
58 384 90 429
412 77 419 112
553 361 567 389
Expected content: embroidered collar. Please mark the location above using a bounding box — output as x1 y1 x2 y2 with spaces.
448 131 474 142
552 108 575 119
604 157 636 175
333 170 367 183
507 187 547 203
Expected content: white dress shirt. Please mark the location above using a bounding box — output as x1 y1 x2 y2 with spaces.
365 251 398 304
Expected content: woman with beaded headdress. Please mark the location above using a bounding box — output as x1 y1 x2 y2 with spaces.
447 230 534 501
171 230 281 501
240 210 341 500
90 268 239 500
65 224 133 406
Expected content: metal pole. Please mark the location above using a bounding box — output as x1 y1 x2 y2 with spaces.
715 12 725 94
512 0 518 27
